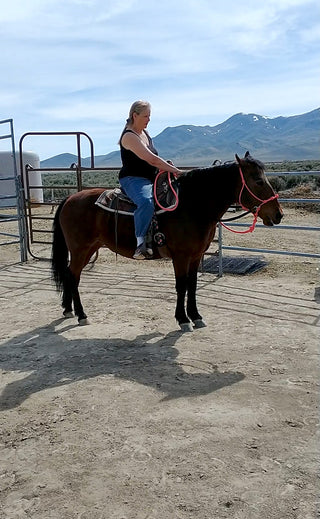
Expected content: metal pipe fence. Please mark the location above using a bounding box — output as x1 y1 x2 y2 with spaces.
16 129 320 265
215 170 320 276
23 166 320 267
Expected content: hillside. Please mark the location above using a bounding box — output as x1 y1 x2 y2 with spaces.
41 108 320 168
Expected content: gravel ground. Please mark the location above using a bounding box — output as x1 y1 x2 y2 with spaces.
0 206 319 519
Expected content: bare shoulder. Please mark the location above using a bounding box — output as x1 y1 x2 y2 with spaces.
122 131 148 154
121 130 139 147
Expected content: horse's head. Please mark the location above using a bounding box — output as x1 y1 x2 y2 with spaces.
235 151 283 226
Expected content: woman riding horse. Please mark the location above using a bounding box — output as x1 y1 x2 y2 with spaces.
51 151 283 331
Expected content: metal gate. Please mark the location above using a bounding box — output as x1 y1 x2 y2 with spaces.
19 131 96 260
0 119 27 262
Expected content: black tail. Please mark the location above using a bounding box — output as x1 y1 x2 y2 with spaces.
51 198 69 292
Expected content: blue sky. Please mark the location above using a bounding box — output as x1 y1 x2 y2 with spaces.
0 0 319 160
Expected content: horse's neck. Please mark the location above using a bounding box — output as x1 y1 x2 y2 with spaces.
181 164 239 221
213 163 239 204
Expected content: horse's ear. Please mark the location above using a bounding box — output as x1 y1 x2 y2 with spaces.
244 150 250 158
235 154 241 164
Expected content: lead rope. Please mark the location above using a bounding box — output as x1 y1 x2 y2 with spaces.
154 166 278 233
153 170 179 211
219 166 279 234
220 211 259 234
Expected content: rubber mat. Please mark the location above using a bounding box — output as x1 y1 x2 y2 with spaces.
201 255 268 275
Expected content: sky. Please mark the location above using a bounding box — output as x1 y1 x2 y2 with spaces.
0 0 319 161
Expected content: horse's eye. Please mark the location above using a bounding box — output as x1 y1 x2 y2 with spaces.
255 179 264 186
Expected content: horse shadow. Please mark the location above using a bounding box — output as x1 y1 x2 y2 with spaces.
0 320 245 410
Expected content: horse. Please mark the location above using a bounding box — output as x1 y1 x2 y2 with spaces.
51 151 283 332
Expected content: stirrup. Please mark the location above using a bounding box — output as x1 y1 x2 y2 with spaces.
154 232 166 247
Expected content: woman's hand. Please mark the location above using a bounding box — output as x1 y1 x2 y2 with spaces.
167 160 184 177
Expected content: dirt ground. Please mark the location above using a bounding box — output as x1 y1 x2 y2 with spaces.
0 207 319 519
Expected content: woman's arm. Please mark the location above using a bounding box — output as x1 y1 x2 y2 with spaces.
121 131 183 176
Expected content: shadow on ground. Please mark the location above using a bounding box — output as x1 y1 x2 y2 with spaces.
0 320 244 410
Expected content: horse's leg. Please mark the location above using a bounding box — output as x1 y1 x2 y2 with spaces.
173 257 193 332
69 247 97 325
62 268 74 318
70 271 87 325
186 258 207 328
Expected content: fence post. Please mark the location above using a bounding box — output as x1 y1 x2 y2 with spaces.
218 224 223 277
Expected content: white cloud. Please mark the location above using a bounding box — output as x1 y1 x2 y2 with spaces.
299 23 320 44
0 0 319 159
0 0 49 22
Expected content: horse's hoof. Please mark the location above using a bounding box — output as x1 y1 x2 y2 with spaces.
180 322 194 333
78 318 89 326
193 319 207 329
63 311 74 319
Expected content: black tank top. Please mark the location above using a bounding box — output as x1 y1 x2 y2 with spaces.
119 129 158 182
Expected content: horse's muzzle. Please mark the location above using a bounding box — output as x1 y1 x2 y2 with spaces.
263 209 283 226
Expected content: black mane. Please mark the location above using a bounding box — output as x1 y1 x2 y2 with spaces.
243 155 265 170
181 154 265 181
181 161 236 180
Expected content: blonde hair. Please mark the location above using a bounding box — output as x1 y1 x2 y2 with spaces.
126 100 151 124
119 100 151 144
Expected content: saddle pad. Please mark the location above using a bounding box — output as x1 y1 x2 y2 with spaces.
95 172 179 215
95 188 135 215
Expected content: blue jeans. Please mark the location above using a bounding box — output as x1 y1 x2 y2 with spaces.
119 176 154 241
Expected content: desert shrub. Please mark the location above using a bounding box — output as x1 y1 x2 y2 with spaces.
41 169 119 202
313 176 320 189
266 160 320 191
279 183 320 213
285 175 303 189
269 176 286 192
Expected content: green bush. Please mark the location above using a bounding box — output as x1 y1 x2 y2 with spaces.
41 169 119 202
269 176 286 192
266 160 320 192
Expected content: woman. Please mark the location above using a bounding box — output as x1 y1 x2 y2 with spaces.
119 100 183 259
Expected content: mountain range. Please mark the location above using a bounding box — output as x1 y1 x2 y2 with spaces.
41 108 320 168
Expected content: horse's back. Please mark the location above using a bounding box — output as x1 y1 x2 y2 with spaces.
59 187 137 257
60 188 106 220
66 188 105 205
58 189 107 247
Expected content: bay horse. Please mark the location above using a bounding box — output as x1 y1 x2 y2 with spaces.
51 151 283 331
